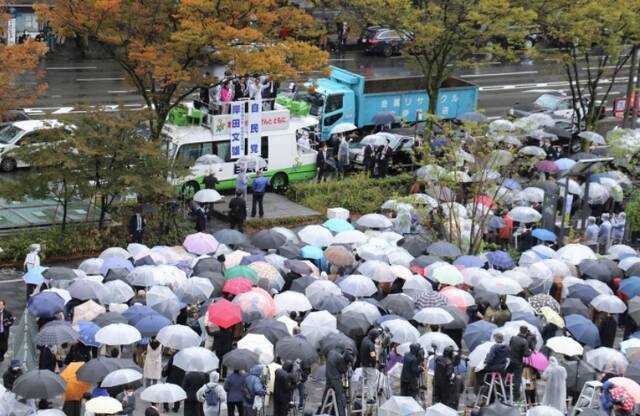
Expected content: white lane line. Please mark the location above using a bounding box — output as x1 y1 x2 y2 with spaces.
461 70 539 78
327 58 355 61
52 107 74 114
48 66 97 70
76 77 125 82
107 90 135 94
0 279 23 284
581 65 630 70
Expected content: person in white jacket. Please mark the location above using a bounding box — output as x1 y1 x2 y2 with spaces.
197 370 227 416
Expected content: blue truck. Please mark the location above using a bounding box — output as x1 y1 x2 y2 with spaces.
291 66 479 141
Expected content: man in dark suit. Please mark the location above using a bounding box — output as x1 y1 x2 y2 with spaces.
0 300 14 362
363 143 375 176
229 192 247 232
128 208 145 244
316 144 329 183
377 139 393 178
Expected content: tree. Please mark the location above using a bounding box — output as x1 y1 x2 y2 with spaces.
326 0 534 123
0 9 47 119
526 0 640 131
36 0 329 140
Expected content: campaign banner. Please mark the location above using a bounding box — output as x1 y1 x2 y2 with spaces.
229 101 244 159
247 101 262 156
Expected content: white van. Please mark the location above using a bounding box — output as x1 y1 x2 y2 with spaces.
0 119 65 172
163 108 318 194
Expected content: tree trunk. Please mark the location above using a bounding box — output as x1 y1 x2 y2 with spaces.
624 46 638 128
98 194 108 230
61 201 68 233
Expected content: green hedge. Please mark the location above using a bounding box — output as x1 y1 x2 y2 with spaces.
287 173 413 214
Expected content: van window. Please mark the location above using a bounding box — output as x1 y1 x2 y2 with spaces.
324 113 342 126
325 94 344 113
175 141 232 163
176 143 204 163
261 136 269 159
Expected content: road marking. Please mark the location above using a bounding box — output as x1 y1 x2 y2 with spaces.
107 90 135 94
76 77 125 82
462 70 538 78
48 66 98 70
581 65 631 70
52 107 74 114
0 279 23 284
327 58 355 61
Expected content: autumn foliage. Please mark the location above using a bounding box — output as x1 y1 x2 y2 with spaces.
36 0 329 139
0 11 47 120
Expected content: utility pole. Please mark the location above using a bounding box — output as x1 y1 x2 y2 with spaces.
633 53 640 128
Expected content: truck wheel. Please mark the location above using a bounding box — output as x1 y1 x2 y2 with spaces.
0 158 16 173
271 172 289 194
181 181 200 200
382 45 393 57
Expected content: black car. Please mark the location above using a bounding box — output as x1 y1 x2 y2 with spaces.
358 26 409 57
349 132 415 172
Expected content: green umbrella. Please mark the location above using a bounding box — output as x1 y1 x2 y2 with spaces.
224 265 259 283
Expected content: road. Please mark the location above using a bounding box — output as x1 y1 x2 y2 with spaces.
26 47 632 118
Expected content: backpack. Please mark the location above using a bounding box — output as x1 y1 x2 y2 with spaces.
242 379 253 402
204 386 219 407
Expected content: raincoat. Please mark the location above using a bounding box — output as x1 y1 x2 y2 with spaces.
143 341 162 381
197 371 227 416
542 357 567 412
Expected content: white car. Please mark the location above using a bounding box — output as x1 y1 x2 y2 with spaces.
0 119 64 172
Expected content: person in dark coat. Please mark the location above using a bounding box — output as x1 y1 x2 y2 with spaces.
190 201 208 232
183 371 208 416
508 326 532 401
359 329 378 402
598 313 617 348
228 192 247 232
163 352 185 412
204 172 219 190
377 139 393 178
64 341 92 364
433 346 456 408
213 327 234 377
2 359 23 391
483 333 510 373
400 343 423 398
38 345 57 372
0 300 14 361
322 349 353 416
128 209 145 244
273 361 297 416
363 142 375 176
144 404 160 416
316 144 329 182
224 368 246 416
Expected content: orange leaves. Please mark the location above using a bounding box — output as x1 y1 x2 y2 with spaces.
0 40 47 118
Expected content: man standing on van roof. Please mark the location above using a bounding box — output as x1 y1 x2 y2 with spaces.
251 171 270 218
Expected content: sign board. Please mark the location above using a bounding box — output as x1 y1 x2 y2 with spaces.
229 102 245 159
7 18 16 45
247 100 261 156
209 110 290 138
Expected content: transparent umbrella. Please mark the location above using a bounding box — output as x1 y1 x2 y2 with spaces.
301 310 338 348
591 294 627 314
413 307 454 325
298 225 334 247
101 368 142 388
586 347 628 374
175 277 214 304
357 213 393 229
104 280 134 304
140 383 187 403
156 325 201 350
174 347 219 372
95 324 141 345
305 280 342 306
338 274 377 298
342 301 381 324
379 396 424 416
238 334 274 364
146 286 181 320
274 291 313 315
380 319 420 344
557 244 597 266
417 332 458 354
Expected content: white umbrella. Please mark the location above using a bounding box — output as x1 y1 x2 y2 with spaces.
300 310 338 348
357 241 390 263
608 244 636 259
413 307 454 325
585 347 628 374
85 397 123 414
521 187 545 203
78 258 104 275
331 230 368 245
175 277 214 304
146 285 181 320
468 341 494 370
402 277 432 301
495 320 543 350
556 244 597 266
546 336 583 356
585 279 613 295
417 332 458 354
342 301 381 324
193 189 223 203
358 260 396 283
505 295 536 315
489 119 515 133
461 267 494 287
338 275 377 298
140 383 187 403
582 182 610 205
357 213 393 229
557 178 584 197
42 288 71 304
100 247 131 259
527 407 563 416
298 225 334 247
426 403 458 416
379 396 424 416
104 280 135 304
127 265 164 287
381 319 420 344
157 325 201 350
330 122 358 135
503 269 533 288
619 256 640 271
519 146 547 157
579 131 606 145
590 294 627 314
101 368 143 388
238 334 274 364
174 347 219 372
276 315 298 335
274 291 313 315
305 280 342 306
508 206 542 223
390 265 413 280
127 243 150 258
477 276 523 295
95 323 141 345
388 250 414 268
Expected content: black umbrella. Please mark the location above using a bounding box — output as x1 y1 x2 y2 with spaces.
337 311 371 338
399 236 429 257
251 230 286 250
372 111 398 126
624 362 640 383
193 257 223 275
275 336 319 366
473 288 500 307
441 306 469 330
314 295 350 315
427 241 461 258
479 401 521 416
570 152 598 161
214 229 248 246
222 348 260 370
13 369 66 399
561 298 589 318
76 357 125 383
199 271 225 295
103 268 130 283
626 263 640 278
628 297 640 325
278 242 302 259
561 358 597 395
319 332 357 356
579 259 614 283
290 275 316 293
530 180 559 195
93 311 128 328
380 294 415 319
567 284 599 305
284 260 313 275
43 267 77 281
248 319 290 344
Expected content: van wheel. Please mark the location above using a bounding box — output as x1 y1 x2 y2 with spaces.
382 45 393 57
0 158 16 172
271 172 289 193
181 181 200 200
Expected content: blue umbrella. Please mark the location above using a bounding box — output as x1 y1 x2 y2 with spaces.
77 320 102 347
23 266 47 285
100 257 133 276
240 255 266 266
565 314 601 348
463 320 497 351
620 277 640 298
134 314 171 337
372 111 398 126
532 228 557 242
486 250 514 269
375 314 407 325
458 111 488 123
301 245 324 260
511 312 543 331
567 284 599 305
555 158 576 171
122 304 156 325
487 216 506 229
27 292 65 318
453 255 486 268
503 178 522 191
323 218 354 233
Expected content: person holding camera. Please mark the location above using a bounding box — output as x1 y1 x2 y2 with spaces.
359 328 379 403
323 348 354 416
273 361 298 416
508 326 532 401
433 346 457 408
400 343 424 399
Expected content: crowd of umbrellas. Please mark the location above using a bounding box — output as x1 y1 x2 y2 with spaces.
2 208 640 415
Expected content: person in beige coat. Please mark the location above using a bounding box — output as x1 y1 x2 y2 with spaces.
143 338 162 386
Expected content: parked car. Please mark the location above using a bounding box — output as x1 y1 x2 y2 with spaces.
0 119 65 172
349 132 415 172
358 26 410 57
507 91 590 119
0 110 30 127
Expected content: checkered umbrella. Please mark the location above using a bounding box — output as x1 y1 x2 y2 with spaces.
36 320 79 346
